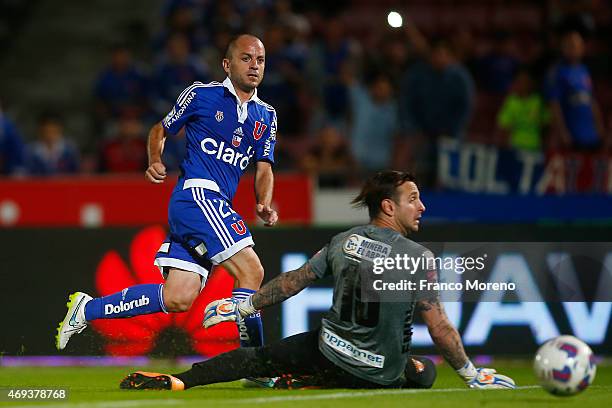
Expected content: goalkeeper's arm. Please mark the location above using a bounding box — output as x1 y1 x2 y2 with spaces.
236 263 318 316
204 263 318 328
418 296 515 389
417 297 470 371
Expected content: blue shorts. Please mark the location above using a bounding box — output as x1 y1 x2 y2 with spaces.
154 186 254 282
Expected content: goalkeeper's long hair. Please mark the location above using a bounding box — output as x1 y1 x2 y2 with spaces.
352 171 417 220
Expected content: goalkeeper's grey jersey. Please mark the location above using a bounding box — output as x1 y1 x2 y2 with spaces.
308 224 433 385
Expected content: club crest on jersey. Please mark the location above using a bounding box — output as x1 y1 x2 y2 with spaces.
253 121 267 140
215 110 224 122
232 127 244 147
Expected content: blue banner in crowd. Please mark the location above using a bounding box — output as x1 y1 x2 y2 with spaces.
438 138 612 195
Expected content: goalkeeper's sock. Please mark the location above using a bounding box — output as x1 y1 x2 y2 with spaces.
84 284 166 321
232 288 264 347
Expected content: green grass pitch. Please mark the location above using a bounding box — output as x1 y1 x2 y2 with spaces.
0 360 610 407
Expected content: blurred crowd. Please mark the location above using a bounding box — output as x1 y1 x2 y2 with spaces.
1 0 611 188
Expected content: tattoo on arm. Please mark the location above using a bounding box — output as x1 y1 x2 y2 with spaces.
251 263 317 310
418 297 469 370
416 295 442 312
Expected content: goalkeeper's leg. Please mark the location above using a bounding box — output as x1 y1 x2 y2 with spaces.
172 329 324 388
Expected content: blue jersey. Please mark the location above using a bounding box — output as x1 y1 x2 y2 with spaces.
162 77 277 201
546 62 598 146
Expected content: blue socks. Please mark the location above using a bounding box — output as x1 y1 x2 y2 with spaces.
82 284 264 349
84 284 166 321
232 288 264 347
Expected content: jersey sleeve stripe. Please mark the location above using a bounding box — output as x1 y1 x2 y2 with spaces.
254 99 276 112
177 81 204 105
177 81 223 106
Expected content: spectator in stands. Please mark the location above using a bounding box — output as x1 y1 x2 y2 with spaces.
93 44 150 125
400 38 474 140
366 33 410 87
258 25 302 136
156 1 206 53
201 0 242 42
546 30 607 151
201 29 232 81
398 37 474 185
152 32 209 115
450 27 477 72
273 0 310 53
99 114 147 173
25 113 79 175
300 125 355 188
0 101 25 175
475 31 520 95
497 69 549 151
307 18 360 127
344 69 398 174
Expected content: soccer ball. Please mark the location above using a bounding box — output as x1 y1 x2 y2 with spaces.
533 335 596 396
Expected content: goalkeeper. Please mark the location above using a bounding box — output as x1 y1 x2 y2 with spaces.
121 171 515 391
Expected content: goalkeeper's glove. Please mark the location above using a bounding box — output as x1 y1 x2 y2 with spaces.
203 296 257 328
457 360 516 389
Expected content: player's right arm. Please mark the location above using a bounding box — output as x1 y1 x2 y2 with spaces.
145 81 202 183
250 263 317 309
203 263 317 328
145 122 168 184
246 243 328 311
204 245 328 328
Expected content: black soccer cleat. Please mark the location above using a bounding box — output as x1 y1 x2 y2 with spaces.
120 371 185 391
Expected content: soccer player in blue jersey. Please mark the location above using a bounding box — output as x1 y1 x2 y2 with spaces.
547 30 607 151
57 35 278 355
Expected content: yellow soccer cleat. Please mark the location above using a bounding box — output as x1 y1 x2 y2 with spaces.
55 292 92 350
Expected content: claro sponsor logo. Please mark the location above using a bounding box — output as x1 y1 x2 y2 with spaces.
201 138 254 170
104 295 150 315
321 327 385 368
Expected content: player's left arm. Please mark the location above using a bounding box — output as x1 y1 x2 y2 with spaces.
417 296 469 370
417 253 515 389
418 296 515 389
254 160 278 226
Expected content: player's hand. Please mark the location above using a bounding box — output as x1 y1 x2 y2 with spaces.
145 162 167 184
465 368 516 389
256 204 278 227
203 298 239 328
